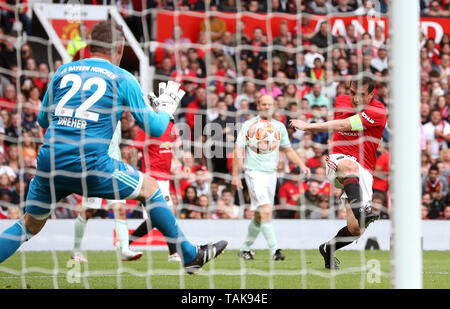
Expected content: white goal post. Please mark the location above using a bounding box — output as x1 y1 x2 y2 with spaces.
32 3 150 93
390 0 422 289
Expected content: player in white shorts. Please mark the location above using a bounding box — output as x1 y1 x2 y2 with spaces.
232 95 310 261
325 154 374 210
71 121 142 262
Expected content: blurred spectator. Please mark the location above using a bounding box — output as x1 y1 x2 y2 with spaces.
277 167 304 218
221 31 236 57
247 0 264 13
220 0 237 12
307 57 325 82
440 148 450 181
200 3 227 42
424 0 449 16
312 166 331 195
273 20 292 47
212 188 240 219
371 192 390 219
306 143 325 171
0 0 32 35
185 87 208 136
234 81 257 110
421 203 430 220
180 185 198 219
441 204 450 219
423 108 450 162
21 101 38 133
194 194 210 219
153 56 174 92
66 23 89 61
0 84 16 111
0 153 16 183
298 178 320 218
210 180 223 206
164 24 192 55
21 129 36 159
210 100 235 178
373 145 390 196
334 0 355 13
310 21 337 53
231 19 251 46
304 43 325 70
370 45 389 73
170 54 198 87
354 0 379 16
435 53 450 82
372 25 386 49
9 176 26 205
422 164 448 206
310 0 334 14
309 194 332 219
242 27 268 74
425 38 440 64
5 109 20 146
304 83 330 109
192 165 212 196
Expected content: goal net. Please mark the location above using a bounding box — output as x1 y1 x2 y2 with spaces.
0 0 442 290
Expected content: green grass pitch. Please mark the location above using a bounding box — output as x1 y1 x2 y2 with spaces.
0 250 448 289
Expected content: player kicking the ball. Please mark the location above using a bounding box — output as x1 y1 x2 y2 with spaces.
290 77 387 269
0 21 227 274
232 95 310 261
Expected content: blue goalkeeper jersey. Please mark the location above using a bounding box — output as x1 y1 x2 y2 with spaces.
37 57 170 173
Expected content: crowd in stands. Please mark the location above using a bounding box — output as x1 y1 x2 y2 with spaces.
0 0 449 221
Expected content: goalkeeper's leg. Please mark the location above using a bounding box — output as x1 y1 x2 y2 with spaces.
0 175 55 263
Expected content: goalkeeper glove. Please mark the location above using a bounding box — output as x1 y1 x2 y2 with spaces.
148 81 185 119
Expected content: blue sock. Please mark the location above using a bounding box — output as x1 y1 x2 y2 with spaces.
0 221 32 263
146 189 197 263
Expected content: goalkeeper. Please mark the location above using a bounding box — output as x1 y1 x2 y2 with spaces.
0 20 227 274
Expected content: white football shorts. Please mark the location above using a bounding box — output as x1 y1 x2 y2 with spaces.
244 169 277 210
325 153 373 208
157 180 173 207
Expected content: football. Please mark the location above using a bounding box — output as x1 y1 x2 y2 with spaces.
245 120 281 154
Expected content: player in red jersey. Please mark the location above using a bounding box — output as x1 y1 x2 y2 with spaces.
129 120 182 262
290 77 387 269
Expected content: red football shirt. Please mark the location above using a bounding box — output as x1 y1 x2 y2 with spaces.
133 122 177 181
279 181 305 206
331 95 387 173
372 152 390 192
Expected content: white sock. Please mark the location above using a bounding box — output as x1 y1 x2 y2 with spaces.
73 215 86 252
115 219 129 253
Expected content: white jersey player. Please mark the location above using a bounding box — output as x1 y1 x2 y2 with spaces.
71 121 143 262
232 95 310 260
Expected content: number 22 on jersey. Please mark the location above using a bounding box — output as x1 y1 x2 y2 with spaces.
55 73 107 122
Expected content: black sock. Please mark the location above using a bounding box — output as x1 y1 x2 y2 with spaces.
343 175 362 219
167 242 177 255
129 220 150 245
325 226 358 253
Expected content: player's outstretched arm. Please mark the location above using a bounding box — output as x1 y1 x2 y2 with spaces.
289 117 353 132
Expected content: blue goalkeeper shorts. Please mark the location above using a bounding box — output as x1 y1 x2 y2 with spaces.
25 156 143 217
